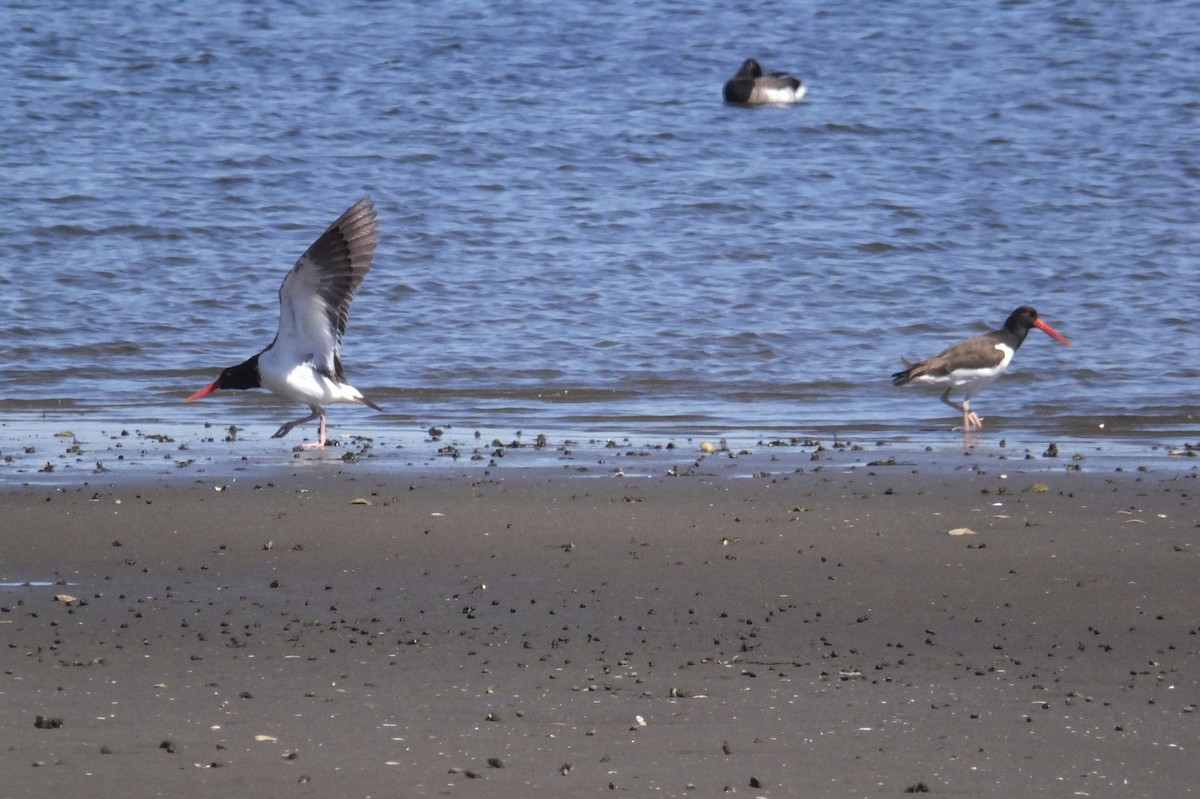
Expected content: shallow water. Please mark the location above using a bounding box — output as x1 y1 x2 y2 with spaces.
2 0 1198 479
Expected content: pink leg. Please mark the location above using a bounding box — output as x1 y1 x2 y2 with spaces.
962 400 983 431
298 412 327 449
942 390 982 432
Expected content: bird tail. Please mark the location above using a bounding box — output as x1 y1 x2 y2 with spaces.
891 357 918 387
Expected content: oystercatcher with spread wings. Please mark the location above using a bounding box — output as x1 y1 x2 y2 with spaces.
891 306 1071 431
186 198 382 448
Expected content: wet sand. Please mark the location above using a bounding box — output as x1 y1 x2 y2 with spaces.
2 456 1197 797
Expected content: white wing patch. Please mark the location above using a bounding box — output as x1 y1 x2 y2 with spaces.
274 256 340 376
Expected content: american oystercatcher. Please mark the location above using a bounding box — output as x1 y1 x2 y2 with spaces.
723 59 806 105
891 306 1072 431
186 197 382 448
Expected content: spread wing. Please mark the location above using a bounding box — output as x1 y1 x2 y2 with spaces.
274 198 378 380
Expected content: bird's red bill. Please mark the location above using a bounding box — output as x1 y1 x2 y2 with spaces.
185 381 220 403
1034 319 1072 347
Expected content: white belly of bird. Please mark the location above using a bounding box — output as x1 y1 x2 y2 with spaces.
260 359 365 407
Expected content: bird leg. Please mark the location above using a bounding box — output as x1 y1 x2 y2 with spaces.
941 390 983 431
272 406 323 445
298 412 328 450
964 402 983 431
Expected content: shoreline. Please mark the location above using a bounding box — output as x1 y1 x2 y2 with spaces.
2 414 1197 490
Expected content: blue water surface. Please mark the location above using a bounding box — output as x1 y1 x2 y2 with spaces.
1 0 1197 479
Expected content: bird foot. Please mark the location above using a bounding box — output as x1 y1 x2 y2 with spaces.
297 439 326 450
954 416 984 433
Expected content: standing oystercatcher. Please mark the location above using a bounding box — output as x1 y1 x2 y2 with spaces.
186 197 382 448
891 306 1072 431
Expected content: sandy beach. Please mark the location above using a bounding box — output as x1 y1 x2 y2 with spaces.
2 448 1197 797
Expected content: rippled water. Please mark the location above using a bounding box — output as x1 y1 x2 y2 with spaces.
2 0 1198 471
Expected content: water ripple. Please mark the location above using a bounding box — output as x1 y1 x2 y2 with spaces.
0 0 1196 447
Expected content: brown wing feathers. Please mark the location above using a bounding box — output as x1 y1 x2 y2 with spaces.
891 333 1005 385
288 198 378 345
